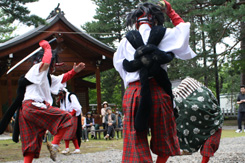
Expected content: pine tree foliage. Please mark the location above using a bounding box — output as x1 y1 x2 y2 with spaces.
0 0 45 27
0 11 16 43
0 0 45 43
82 0 140 47
166 0 244 96
82 0 140 108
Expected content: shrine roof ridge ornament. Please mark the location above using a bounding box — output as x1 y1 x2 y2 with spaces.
46 3 65 20
0 11 115 54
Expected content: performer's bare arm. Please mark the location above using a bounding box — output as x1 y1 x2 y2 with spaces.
39 63 50 72
73 62 85 73
61 62 85 83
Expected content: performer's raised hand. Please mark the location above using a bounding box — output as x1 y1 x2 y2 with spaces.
61 62 85 83
158 1 166 12
162 0 172 15
162 0 184 26
39 40 51 50
73 62 85 73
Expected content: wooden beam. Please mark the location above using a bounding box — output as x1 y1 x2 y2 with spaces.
58 57 87 62
0 27 59 57
85 88 89 114
0 82 2 119
62 32 113 58
95 66 101 114
7 74 12 107
62 39 99 59
53 20 114 58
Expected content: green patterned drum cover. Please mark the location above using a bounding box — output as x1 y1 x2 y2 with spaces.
173 77 224 153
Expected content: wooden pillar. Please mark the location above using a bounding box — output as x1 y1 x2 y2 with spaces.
95 66 101 114
0 81 2 119
85 88 89 114
7 74 12 107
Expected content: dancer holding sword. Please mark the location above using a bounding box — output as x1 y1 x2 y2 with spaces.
0 39 85 162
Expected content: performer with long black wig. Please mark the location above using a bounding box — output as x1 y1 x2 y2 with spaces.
0 40 85 163
22 40 85 162
113 1 196 162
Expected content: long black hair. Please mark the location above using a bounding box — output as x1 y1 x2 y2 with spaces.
126 2 165 28
32 48 59 66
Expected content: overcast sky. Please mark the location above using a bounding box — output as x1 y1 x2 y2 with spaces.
14 0 96 35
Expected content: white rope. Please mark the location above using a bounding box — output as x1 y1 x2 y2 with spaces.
36 31 115 35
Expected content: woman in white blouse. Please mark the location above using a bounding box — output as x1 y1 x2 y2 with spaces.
101 101 108 137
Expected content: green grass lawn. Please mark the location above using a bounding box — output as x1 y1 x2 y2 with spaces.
0 129 244 162
0 137 123 162
0 139 23 162
221 130 245 138
223 119 237 126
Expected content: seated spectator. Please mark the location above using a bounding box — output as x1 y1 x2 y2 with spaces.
81 115 88 142
101 101 108 137
43 130 53 143
11 112 17 133
104 107 116 140
86 112 96 140
115 108 123 128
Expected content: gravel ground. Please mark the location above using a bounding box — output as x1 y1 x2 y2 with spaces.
5 136 245 163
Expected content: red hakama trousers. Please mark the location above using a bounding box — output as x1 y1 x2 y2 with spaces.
62 116 78 140
122 79 180 163
200 129 222 157
19 100 72 158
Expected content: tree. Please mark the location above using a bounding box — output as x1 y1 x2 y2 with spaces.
0 0 45 27
82 0 140 47
205 1 245 98
100 69 123 107
82 0 141 107
0 0 45 42
0 11 16 43
84 69 123 108
166 0 244 102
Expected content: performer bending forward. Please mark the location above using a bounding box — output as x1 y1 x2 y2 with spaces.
113 1 196 163
173 77 223 163
19 40 85 162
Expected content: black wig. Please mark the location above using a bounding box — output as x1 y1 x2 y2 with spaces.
32 49 59 65
126 2 165 28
